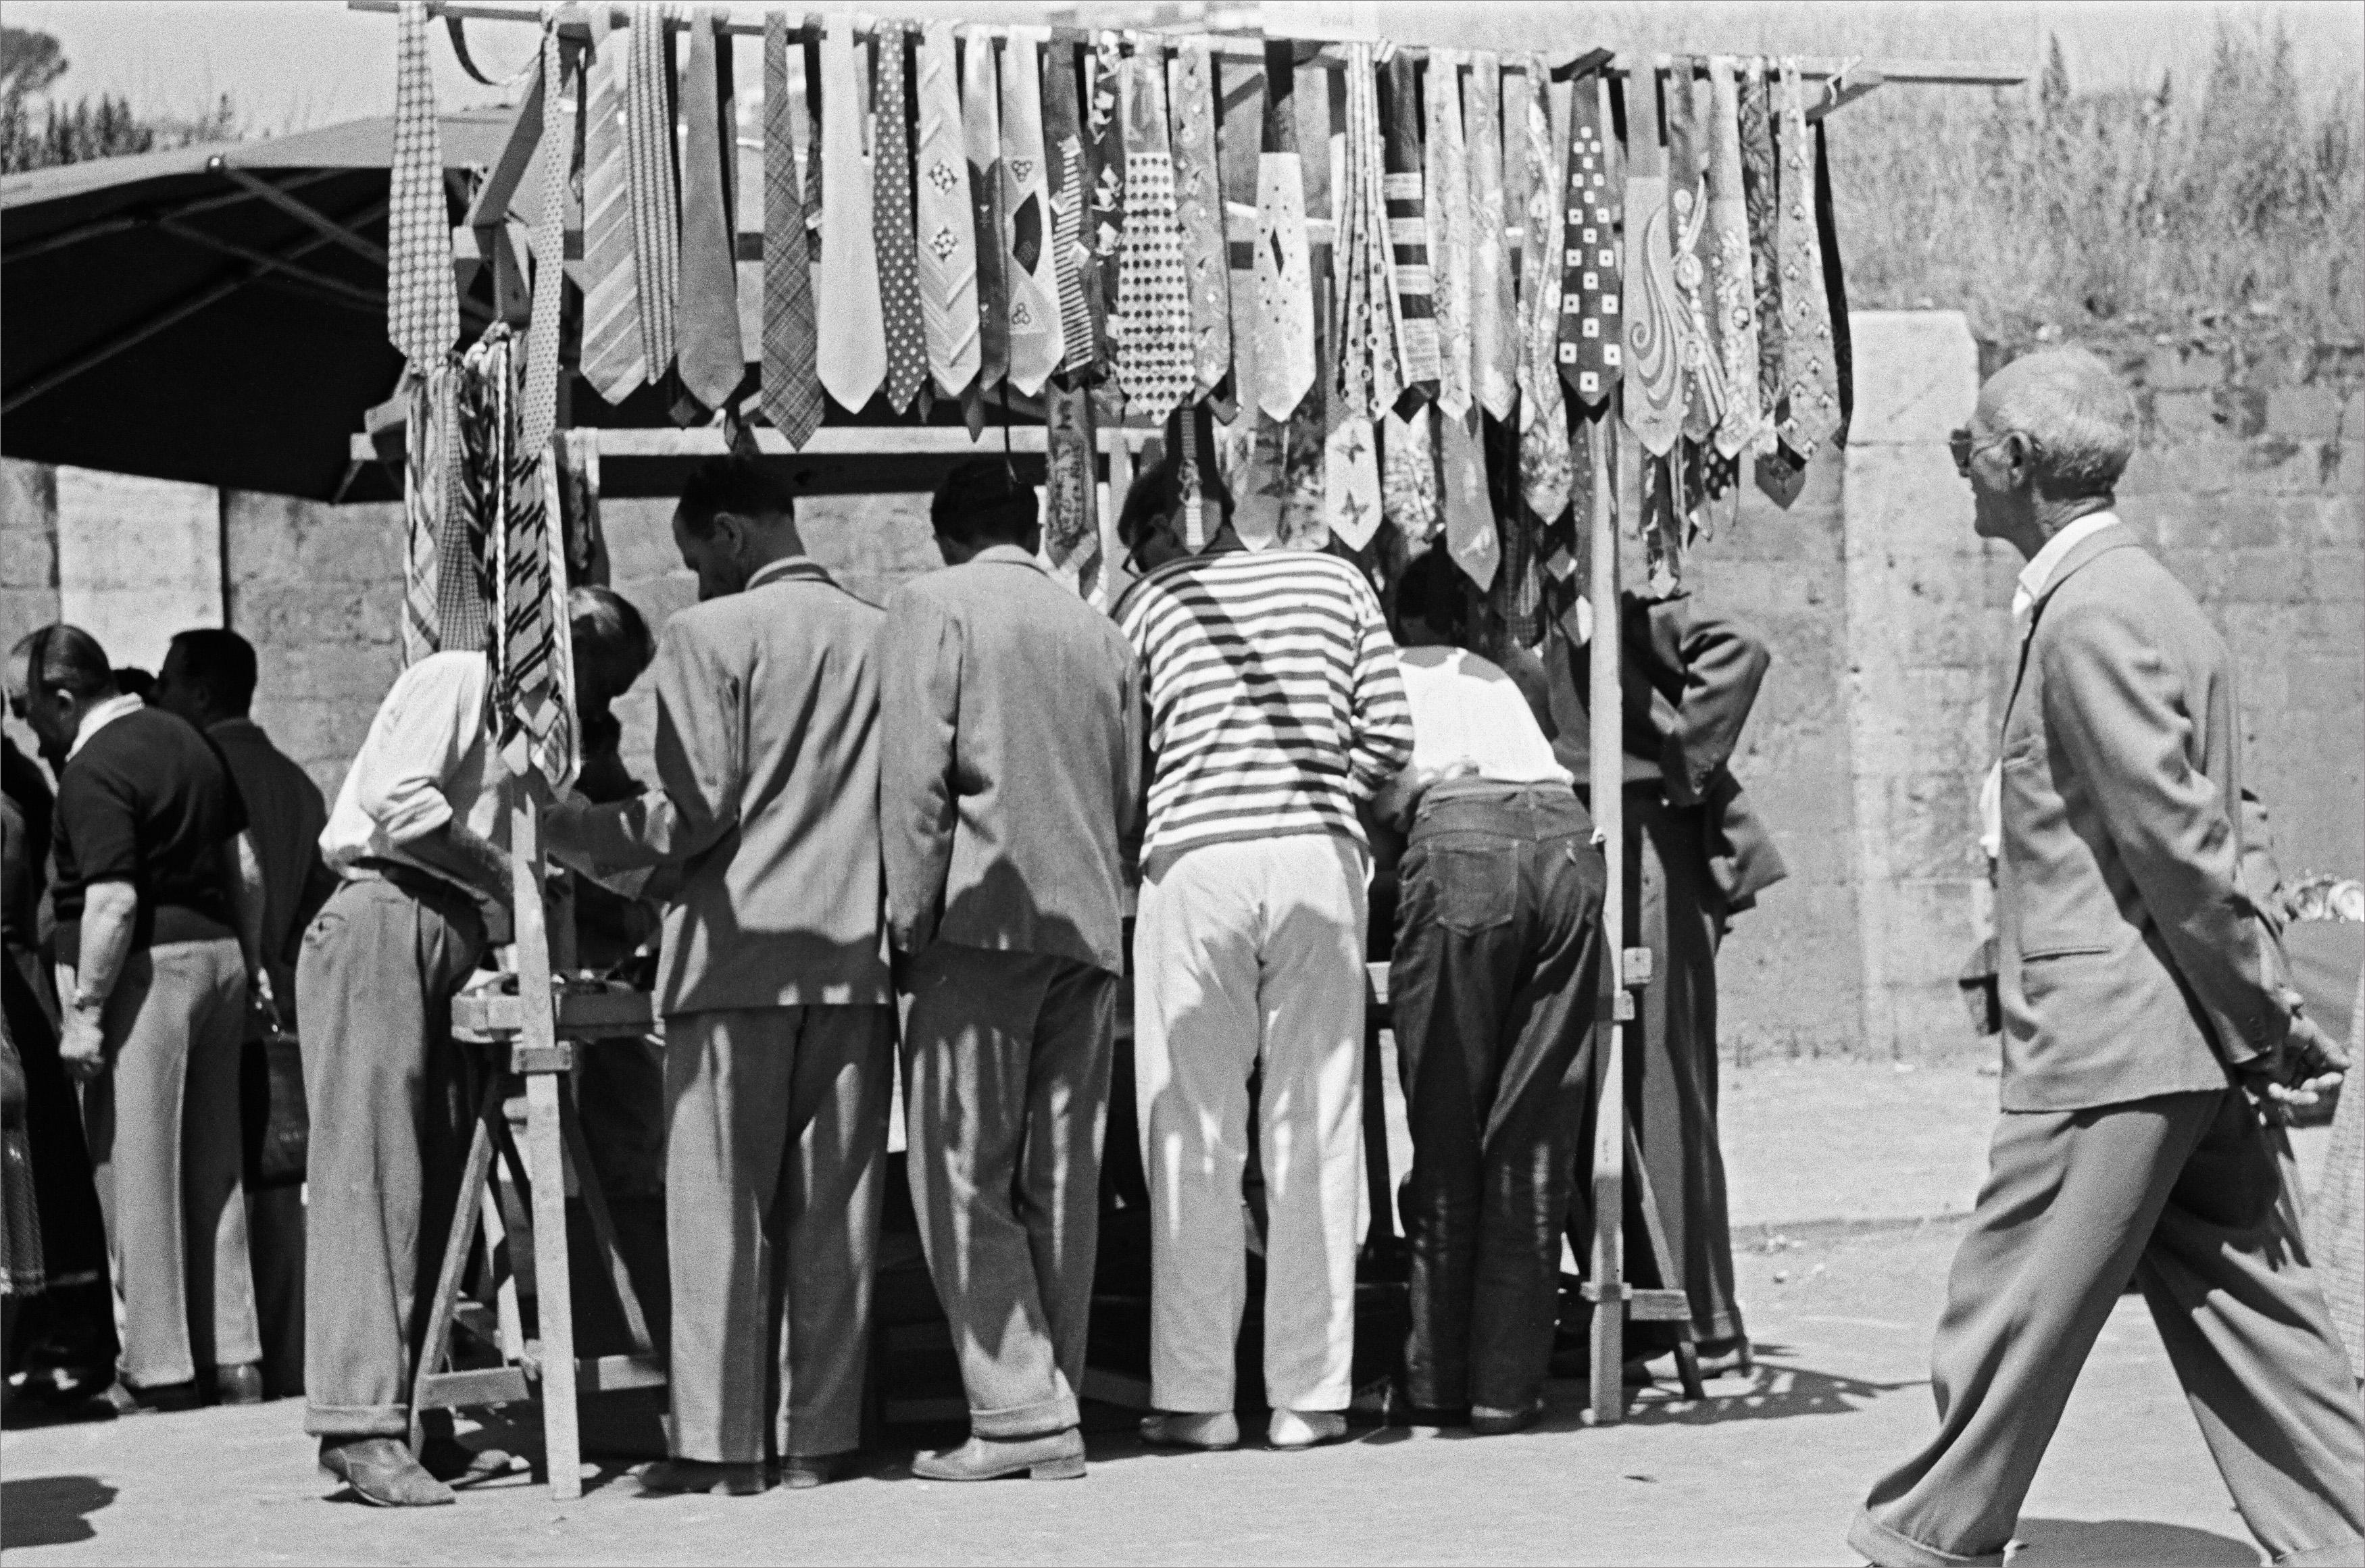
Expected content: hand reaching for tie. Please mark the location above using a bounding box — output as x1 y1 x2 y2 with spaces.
2244 1013 2349 1109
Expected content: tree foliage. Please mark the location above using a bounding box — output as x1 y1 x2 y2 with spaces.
0 26 244 174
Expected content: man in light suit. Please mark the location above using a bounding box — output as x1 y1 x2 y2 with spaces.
882 461 1139 1483
1848 347 2362 1567
549 457 891 1497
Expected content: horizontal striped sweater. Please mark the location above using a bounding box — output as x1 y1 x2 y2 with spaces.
1114 548 1414 868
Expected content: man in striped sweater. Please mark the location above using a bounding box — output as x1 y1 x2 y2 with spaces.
1113 469 1414 1452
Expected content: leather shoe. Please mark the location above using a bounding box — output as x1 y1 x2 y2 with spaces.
213 1364 265 1407
1139 1412 1239 1450
912 1430 1086 1482
1267 1409 1349 1449
99 1381 203 1417
319 1438 457 1507
639 1458 768 1496
418 1436 518 1486
1469 1400 1544 1436
778 1452 851 1490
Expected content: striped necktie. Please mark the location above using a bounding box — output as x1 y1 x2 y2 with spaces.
1620 73 1685 457
1424 50 1473 422
388 0 457 370
1557 72 1624 410
1464 53 1516 422
675 7 744 416
760 14 822 447
962 32 1008 401
1380 53 1438 406
624 5 678 381
816 16 885 413
520 22 567 459
999 32 1065 397
1704 57 1762 458
872 24 926 412
1041 36 1095 379
578 10 645 405
1737 59 1785 450
1774 59 1839 463
1168 40 1230 401
913 22 980 398
1252 40 1314 423
1118 48 1192 424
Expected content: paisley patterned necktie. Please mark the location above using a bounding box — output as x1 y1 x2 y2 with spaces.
389 1 458 372
1703 57 1762 459
1168 40 1232 401
1620 71 1685 458
1513 59 1570 526
912 22 980 399
1464 54 1516 422
1665 60 1726 446
1737 59 1785 449
999 31 1064 396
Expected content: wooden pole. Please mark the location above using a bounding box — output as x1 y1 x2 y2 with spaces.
1585 407 1627 1425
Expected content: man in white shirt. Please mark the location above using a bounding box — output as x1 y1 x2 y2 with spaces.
1376 550 1605 1435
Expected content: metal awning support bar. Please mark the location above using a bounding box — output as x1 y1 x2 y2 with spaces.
209 158 391 268
1 171 349 267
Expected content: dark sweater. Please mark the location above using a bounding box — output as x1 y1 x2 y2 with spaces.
53 707 246 966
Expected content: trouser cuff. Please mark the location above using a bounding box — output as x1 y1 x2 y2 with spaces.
970 1391 1080 1440
2274 1540 2365 1567
305 1401 409 1439
1846 1511 2006 1568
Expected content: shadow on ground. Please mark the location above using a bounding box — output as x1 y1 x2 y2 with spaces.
0 1475 117 1549
2010 1517 2258 1565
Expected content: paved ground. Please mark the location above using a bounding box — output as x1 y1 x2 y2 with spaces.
1 1061 2345 1566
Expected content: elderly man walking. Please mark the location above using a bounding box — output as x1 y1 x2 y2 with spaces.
881 462 1139 1482
1848 347 2363 1568
1112 455 1414 1452
549 457 891 1497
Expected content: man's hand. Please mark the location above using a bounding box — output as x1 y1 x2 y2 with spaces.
2243 1014 2349 1110
59 1002 107 1082
251 969 286 1038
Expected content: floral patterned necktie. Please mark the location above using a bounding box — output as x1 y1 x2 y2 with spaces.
1664 60 1726 447
1703 56 1762 459
1465 54 1516 421
1168 40 1232 402
1737 59 1785 449
1774 58 1839 464
1424 49 1472 422
1513 59 1571 526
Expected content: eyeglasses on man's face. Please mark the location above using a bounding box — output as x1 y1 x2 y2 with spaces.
1949 426 2041 478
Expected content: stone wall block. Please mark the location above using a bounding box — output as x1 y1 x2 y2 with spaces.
2141 344 2224 392
1845 311 1978 447
2266 386 2345 442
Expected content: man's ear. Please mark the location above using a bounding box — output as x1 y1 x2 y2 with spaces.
710 510 748 561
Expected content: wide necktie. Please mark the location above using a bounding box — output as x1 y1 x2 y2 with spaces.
1324 41 1389 549
1252 41 1315 422
1464 54 1515 422
1665 61 1726 446
1382 403 1439 541
1558 72 1624 411
817 16 886 413
1000 32 1065 396
1086 34 1127 378
389 0 458 371
675 8 743 417
1704 57 1761 459
520 22 568 458
1375 59 1438 414
1774 59 1839 463
1168 40 1231 402
1118 48 1193 424
1424 50 1472 421
872 24 926 412
1439 372 1498 588
401 364 452 666
1737 59 1785 447
913 22 980 398
1041 36 1095 379
1045 376 1100 593
623 5 678 382
1513 60 1571 526
576 10 646 405
1621 73 1685 457
962 31 1008 403
760 15 822 446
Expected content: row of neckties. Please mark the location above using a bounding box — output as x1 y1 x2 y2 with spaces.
384 9 1853 615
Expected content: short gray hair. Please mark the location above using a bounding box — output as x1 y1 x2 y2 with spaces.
1980 346 2137 498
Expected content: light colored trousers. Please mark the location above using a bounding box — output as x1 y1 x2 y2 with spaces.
664 1004 893 1463
70 938 259 1390
1135 834 1367 1415
1851 1088 2365 1568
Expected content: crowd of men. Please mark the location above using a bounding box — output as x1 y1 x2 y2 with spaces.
1 346 2360 1567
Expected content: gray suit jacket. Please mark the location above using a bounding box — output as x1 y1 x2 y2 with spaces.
1997 523 2293 1111
879 545 1139 976
555 557 891 1017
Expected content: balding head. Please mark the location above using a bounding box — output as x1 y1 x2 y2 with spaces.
1974 347 2137 501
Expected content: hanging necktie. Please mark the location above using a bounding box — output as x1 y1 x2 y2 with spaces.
962 30 1008 413
816 16 886 413
1464 53 1515 422
914 22 981 399
624 3 678 382
1438 368 1497 587
1737 59 1785 452
674 8 743 418
1817 116 1853 446
1118 47 1192 424
1086 34 1127 379
760 15 822 447
401 365 451 666
578 10 646 405
1424 49 1472 422
1168 40 1231 403
1380 54 1437 407
520 22 567 459
999 32 1065 397
1513 59 1571 528
1042 36 1095 380
1665 61 1726 447
1324 43 1388 551
1383 403 1439 541
1349 45 1401 416
1774 59 1839 464
1704 57 1761 459
1045 378 1100 593
871 24 926 413
389 0 458 372
1250 41 1315 424
1556 70 1624 413
1622 70 1685 457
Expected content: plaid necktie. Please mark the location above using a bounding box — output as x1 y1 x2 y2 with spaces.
761 16 822 447
1621 73 1685 457
1041 36 1095 380
520 22 567 459
388 1 457 370
578 10 646 405
624 5 678 381
1251 41 1314 423
914 22 980 399
1774 59 1839 463
675 8 743 417
1118 49 1192 424
1424 50 1472 422
1464 53 1516 422
401 365 451 666
1737 59 1785 449
1380 54 1438 407
872 24 926 412
1704 57 1762 459
1513 59 1571 526
1665 62 1726 446
1086 34 1126 379
1168 40 1230 401
962 32 1007 402
816 16 885 413
1557 72 1624 410
999 32 1065 397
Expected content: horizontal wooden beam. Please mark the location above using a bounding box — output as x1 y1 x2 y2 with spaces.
353 418 1170 467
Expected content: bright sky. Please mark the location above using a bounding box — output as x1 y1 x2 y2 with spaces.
8 0 2360 135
